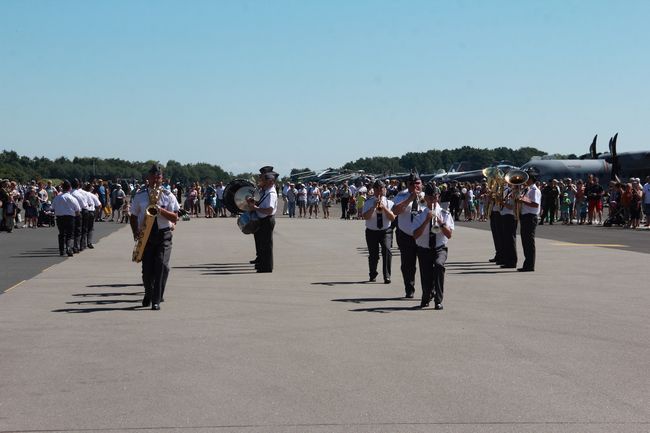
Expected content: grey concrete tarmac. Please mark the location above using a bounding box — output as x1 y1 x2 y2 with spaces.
0 221 124 293
1 215 648 433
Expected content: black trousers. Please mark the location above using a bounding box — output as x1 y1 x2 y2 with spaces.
365 228 393 280
520 213 538 270
499 214 518 266
341 198 349 219
80 210 92 248
489 211 502 261
72 214 83 251
142 229 173 305
85 211 95 246
56 215 74 254
417 246 448 305
396 228 417 295
541 204 557 223
254 216 275 272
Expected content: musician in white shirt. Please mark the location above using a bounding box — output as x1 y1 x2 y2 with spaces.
412 184 454 310
516 169 541 272
362 180 395 283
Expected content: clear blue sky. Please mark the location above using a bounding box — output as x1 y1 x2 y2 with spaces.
1 0 648 176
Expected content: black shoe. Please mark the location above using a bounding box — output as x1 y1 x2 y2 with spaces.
517 267 534 272
249 259 258 264
420 299 430 308
73 248 79 254
405 292 414 299
87 244 94 249
59 251 64 256
384 278 391 284
488 258 497 262
256 269 272 273
142 296 151 308
500 264 516 269
151 304 160 311
67 250 74 257
434 304 443 310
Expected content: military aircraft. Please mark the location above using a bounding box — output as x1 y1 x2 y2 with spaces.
520 134 650 183
431 162 518 184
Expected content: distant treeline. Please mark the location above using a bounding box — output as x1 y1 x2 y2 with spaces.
340 146 566 174
0 150 250 184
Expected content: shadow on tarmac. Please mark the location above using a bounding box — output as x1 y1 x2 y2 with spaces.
349 305 424 313
52 306 142 313
174 262 258 275
312 281 370 286
11 247 63 258
331 297 409 303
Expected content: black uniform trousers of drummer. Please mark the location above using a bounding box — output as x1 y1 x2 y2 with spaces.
500 214 518 267
254 215 275 273
141 226 173 305
396 228 417 296
84 210 95 247
56 215 74 255
365 228 392 281
73 213 84 252
520 213 537 270
417 244 448 305
489 211 503 262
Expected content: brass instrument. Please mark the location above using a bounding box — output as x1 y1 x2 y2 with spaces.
222 179 262 234
132 186 162 263
483 167 505 217
504 169 529 221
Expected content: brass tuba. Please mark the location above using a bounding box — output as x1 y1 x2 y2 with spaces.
132 186 162 263
483 167 505 217
504 169 529 221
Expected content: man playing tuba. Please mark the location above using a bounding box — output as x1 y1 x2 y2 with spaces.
130 164 180 310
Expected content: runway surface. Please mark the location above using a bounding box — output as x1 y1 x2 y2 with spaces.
1 214 648 432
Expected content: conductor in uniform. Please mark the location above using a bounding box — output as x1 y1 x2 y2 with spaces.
412 183 454 310
391 172 423 298
248 166 278 273
516 169 541 272
130 164 180 310
362 179 395 283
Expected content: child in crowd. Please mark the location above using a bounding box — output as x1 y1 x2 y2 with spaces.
560 192 572 224
120 201 131 224
578 200 588 225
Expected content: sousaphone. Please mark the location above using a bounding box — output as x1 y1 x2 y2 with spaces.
222 179 262 234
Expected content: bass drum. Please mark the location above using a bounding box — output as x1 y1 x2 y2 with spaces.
222 179 258 215
237 211 261 235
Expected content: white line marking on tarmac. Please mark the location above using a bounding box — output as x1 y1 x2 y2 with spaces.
4 280 25 293
552 242 628 247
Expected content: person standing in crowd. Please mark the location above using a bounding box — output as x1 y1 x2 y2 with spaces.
51 180 81 257
412 183 454 310
499 183 518 268
321 184 331 219
130 164 180 311
362 180 395 283
339 180 351 219
516 170 541 272
83 183 101 248
281 181 290 216
248 166 278 273
391 173 423 298
643 176 650 227
286 182 297 218
296 183 307 218
307 181 320 219
540 179 559 225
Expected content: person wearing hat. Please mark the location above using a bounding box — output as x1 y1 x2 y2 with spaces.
391 172 424 297
362 179 395 283
130 164 180 310
71 178 91 253
247 168 278 272
51 180 81 256
412 183 454 309
516 170 541 272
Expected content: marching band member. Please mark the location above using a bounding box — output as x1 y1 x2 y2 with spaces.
516 169 541 272
391 173 423 298
412 184 454 310
362 180 395 283
248 166 278 273
499 184 518 269
130 164 180 311
51 180 81 257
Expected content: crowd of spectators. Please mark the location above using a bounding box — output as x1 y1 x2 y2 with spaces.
2 174 650 235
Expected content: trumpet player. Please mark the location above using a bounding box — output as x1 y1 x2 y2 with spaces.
130 164 180 311
412 184 454 310
362 180 395 283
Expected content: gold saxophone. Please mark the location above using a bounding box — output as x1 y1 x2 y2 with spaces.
132 186 162 263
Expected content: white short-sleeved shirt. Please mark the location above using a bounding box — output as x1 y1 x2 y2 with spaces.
131 187 180 230
51 192 81 216
393 189 424 235
216 186 225 200
362 196 394 231
643 183 650 204
521 184 542 216
84 190 101 211
412 205 454 249
256 186 278 218
71 189 90 211
499 187 515 216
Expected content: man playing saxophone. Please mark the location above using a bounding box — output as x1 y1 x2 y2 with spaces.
130 164 180 311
